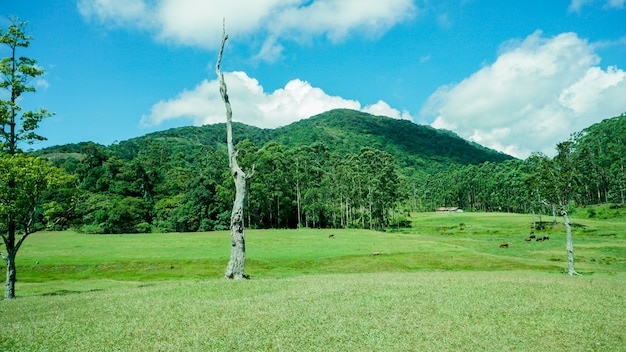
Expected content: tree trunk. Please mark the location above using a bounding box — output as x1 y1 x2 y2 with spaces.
561 207 578 276
296 178 302 228
216 21 249 280
2 213 17 300
3 250 16 300
225 170 247 279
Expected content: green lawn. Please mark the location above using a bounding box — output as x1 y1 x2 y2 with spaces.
1 212 625 351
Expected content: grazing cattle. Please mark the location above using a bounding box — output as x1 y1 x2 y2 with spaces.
536 237 543 242
529 231 536 239
499 242 509 248
524 237 532 242
328 234 335 238
543 236 549 241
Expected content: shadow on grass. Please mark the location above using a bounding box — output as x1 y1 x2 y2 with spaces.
40 288 104 297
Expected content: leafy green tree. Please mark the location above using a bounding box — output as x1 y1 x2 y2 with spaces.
538 143 581 275
250 142 293 228
0 154 75 299
103 196 151 234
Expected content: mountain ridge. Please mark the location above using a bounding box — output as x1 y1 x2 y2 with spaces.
37 109 514 173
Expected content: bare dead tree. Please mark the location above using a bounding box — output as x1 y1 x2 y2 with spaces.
216 20 252 279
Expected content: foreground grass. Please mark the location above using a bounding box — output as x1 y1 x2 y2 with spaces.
1 212 625 350
2 271 624 351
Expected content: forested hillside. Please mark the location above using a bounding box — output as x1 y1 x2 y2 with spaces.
272 109 512 170
34 110 625 234
41 109 511 171
414 113 626 213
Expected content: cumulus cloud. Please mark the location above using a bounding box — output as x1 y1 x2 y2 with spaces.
568 0 625 12
77 0 416 58
422 30 626 158
363 101 414 120
78 0 153 28
141 71 409 129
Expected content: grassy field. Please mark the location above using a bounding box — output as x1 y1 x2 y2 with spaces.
2 211 625 351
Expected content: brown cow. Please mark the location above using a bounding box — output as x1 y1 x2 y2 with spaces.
524 237 532 242
499 242 509 248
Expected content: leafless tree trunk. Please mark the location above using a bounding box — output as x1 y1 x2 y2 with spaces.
216 21 251 280
561 206 579 276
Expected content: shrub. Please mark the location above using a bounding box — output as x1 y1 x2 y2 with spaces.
78 224 105 234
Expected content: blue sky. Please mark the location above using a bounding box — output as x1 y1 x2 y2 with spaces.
2 0 625 158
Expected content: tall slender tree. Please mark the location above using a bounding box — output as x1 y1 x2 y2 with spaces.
538 143 581 276
216 21 252 279
1 18 71 299
1 17 51 154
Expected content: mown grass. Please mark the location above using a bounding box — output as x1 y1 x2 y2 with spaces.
2 272 625 351
1 211 625 351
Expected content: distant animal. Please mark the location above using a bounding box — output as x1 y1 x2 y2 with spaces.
543 236 549 241
529 231 536 239
524 237 532 242
329 234 335 238
499 242 509 248
536 237 543 242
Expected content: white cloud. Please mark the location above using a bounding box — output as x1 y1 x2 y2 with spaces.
35 79 50 90
568 0 592 12
141 71 410 129
568 0 625 12
422 31 626 159
363 100 413 120
78 0 152 28
269 0 416 42
77 0 416 58
141 71 405 129
607 0 626 8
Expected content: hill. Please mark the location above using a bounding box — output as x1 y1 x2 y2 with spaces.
271 109 513 169
38 108 513 173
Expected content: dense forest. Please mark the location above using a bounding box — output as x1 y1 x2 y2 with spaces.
34 109 625 234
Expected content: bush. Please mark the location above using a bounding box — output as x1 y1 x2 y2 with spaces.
78 224 105 234
135 222 153 234
587 208 596 218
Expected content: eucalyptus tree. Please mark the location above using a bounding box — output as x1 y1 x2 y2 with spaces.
538 144 581 275
357 147 399 228
573 115 626 205
250 142 293 228
288 142 328 228
216 22 252 279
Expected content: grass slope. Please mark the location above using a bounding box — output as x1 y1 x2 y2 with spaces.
2 273 624 351
1 212 625 351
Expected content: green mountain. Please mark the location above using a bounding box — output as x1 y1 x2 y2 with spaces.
271 109 513 169
38 108 513 173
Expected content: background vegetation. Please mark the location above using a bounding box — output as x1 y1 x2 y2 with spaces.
32 109 626 234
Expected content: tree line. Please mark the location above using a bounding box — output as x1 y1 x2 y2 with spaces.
411 114 626 217
44 140 403 233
